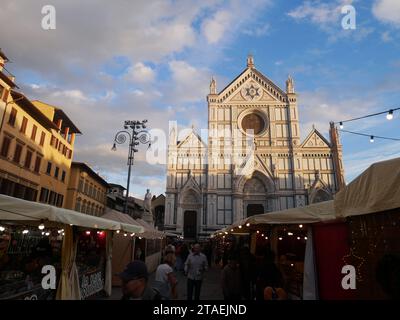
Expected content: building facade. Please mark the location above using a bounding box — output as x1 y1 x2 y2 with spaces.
0 49 80 207
65 162 108 216
165 56 344 240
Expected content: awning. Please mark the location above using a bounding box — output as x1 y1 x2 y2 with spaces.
0 194 143 233
134 218 165 239
101 209 145 235
214 200 336 235
335 157 400 218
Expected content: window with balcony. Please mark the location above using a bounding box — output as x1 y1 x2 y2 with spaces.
1 136 11 158
20 117 28 134
24 150 33 169
13 143 23 164
8 108 17 126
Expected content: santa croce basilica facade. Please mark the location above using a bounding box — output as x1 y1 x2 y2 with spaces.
164 56 345 240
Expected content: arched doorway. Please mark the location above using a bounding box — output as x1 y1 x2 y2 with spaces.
243 173 269 217
184 210 197 239
154 205 165 230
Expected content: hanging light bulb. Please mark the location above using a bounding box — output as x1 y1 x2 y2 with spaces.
0 226 5 232
85 230 91 235
304 236 308 240
130 233 135 237
339 122 343 129
299 224 303 228
370 135 374 143
230 229 234 232
22 229 29 234
288 232 293 236
256 230 260 234
265 236 268 240
246 223 250 227
38 223 45 230
124 233 128 237
45 232 50 236
261 234 264 237
387 110 393 120
41 232 45 236
278 237 283 241
116 230 120 234
297 237 301 240
238 225 242 229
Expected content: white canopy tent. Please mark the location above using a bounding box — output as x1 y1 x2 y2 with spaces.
335 157 400 218
0 194 143 234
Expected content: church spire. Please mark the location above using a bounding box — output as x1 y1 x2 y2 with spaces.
286 74 295 94
247 53 254 68
210 76 217 94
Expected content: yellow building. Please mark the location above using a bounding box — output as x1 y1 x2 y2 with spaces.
0 49 81 207
65 162 108 216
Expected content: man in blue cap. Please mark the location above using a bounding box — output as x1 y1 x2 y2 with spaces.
119 260 161 300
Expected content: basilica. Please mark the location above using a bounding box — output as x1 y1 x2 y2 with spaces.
164 56 344 240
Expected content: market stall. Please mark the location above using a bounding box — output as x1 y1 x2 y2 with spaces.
0 194 143 300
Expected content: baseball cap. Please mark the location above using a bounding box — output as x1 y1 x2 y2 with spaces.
119 260 148 282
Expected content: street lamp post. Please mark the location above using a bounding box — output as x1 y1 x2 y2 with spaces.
112 120 151 214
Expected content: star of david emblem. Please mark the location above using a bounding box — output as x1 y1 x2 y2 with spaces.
245 84 260 100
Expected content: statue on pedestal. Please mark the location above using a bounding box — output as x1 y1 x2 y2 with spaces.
143 189 154 225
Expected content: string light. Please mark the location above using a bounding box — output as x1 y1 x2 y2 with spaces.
340 129 400 142
297 237 301 240
130 233 135 237
299 224 303 228
256 230 260 234
336 107 400 126
124 233 127 237
45 232 50 236
288 232 293 236
85 231 91 235
230 229 234 232
265 236 268 240
261 234 264 237
116 230 120 234
38 223 45 230
238 225 242 229
22 229 29 234
246 223 250 227
278 237 283 241
304 236 308 240
0 226 5 232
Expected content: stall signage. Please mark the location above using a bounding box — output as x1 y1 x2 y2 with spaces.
80 271 104 299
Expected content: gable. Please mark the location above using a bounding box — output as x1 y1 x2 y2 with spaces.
301 129 331 148
217 68 287 103
177 131 206 149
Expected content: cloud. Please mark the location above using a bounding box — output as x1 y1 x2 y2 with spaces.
381 31 393 42
126 62 155 84
372 0 400 26
202 10 233 44
242 22 270 37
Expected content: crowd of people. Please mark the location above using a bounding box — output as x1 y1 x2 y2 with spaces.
118 239 288 301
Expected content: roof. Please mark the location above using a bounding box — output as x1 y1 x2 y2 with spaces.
0 69 17 88
10 91 59 131
335 157 400 218
0 194 142 233
71 162 109 187
0 48 9 62
108 183 126 190
31 100 81 134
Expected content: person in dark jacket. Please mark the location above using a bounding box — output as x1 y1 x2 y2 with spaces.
119 260 161 300
221 255 242 300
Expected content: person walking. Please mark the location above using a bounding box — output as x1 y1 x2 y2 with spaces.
221 255 242 300
153 252 178 299
184 243 208 300
119 260 161 300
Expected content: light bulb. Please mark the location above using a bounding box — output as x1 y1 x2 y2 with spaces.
116 230 120 234
22 229 29 234
124 233 127 237
278 237 283 241
387 110 393 120
297 237 301 240
238 225 242 229
288 232 293 236
261 234 264 237
230 229 233 232
45 232 50 236
304 237 308 240
38 224 45 230
246 223 250 227
0 226 5 232
256 230 260 234
86 231 91 235
265 236 268 240
299 224 303 228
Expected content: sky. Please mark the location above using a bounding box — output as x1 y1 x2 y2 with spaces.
1 0 400 198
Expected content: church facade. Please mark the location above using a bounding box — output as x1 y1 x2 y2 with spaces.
164 56 344 240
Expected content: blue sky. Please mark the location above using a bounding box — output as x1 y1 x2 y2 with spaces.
1 0 400 198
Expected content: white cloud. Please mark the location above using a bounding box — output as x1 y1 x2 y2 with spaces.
127 62 155 84
167 60 211 103
373 0 400 26
381 31 393 42
243 23 270 37
202 10 233 44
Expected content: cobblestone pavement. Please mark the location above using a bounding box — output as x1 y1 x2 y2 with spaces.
106 265 223 300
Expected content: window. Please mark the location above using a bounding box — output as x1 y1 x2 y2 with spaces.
31 125 37 141
8 108 17 126
50 135 56 147
34 155 42 173
78 179 84 192
61 170 66 182
46 162 52 175
39 132 46 146
20 117 28 134
24 150 33 169
54 167 59 179
56 194 64 207
39 188 49 203
48 191 57 206
75 198 81 212
1 136 11 157
13 144 23 164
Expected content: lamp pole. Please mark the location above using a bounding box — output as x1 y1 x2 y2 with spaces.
112 120 151 214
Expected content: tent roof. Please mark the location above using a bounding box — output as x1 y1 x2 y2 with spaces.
134 218 165 239
0 194 142 233
214 200 335 235
101 209 144 234
334 157 400 218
